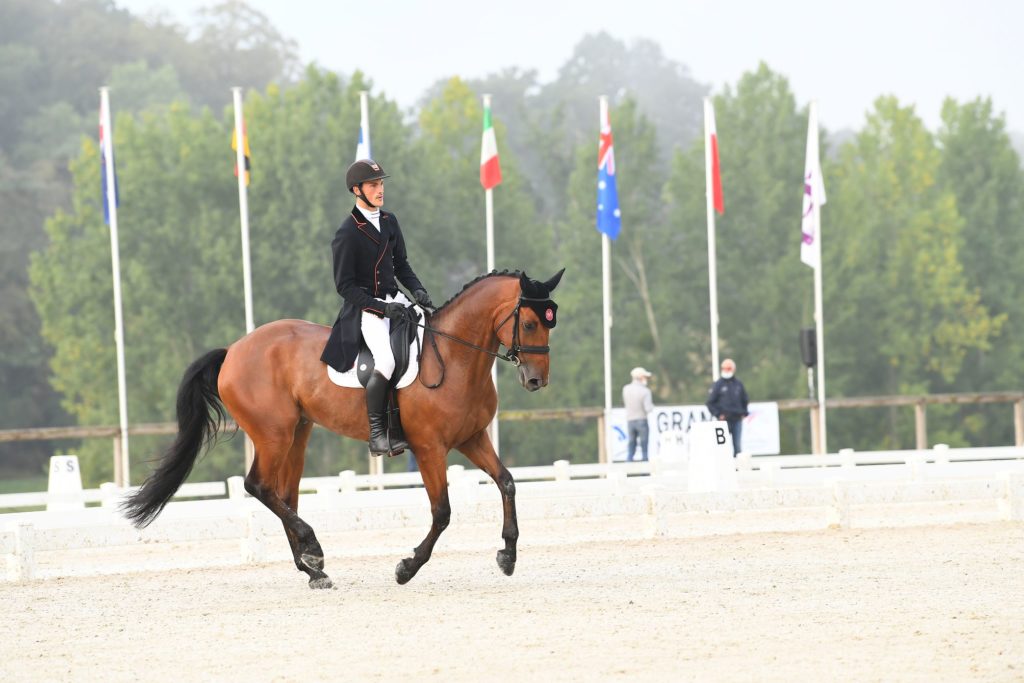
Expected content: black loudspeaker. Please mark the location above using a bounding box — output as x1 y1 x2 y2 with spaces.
799 328 817 368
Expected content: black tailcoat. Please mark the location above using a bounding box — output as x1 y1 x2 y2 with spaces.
320 207 425 372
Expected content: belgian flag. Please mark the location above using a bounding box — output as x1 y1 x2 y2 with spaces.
232 123 251 186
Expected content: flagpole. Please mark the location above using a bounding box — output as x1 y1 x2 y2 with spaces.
100 87 131 487
482 93 499 454
354 90 381 477
602 234 613 412
599 96 614 414
703 97 721 381
809 101 828 453
232 87 255 471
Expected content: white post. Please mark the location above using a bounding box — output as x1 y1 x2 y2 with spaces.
232 87 256 471
703 97 720 381
483 93 499 455
100 87 131 486
808 101 828 454
599 96 614 414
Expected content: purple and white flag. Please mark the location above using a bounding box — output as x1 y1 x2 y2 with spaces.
801 106 826 269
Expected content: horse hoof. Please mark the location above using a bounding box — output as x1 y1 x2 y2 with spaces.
395 558 417 585
300 553 324 572
309 576 334 590
496 549 516 576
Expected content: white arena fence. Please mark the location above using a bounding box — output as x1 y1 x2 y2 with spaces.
2 444 1023 582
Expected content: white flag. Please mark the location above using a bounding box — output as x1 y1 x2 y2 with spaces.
800 106 827 269
355 91 371 160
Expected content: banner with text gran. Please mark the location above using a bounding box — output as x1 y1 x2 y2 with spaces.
605 402 780 461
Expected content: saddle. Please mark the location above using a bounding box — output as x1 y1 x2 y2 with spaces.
334 306 422 455
354 307 420 387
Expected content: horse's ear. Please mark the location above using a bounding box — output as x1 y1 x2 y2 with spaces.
543 268 565 292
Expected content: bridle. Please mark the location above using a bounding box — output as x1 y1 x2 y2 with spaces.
413 295 551 389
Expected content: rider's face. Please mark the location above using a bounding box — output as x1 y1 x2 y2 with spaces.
357 179 384 208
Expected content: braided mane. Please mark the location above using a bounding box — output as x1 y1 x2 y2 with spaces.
431 269 522 316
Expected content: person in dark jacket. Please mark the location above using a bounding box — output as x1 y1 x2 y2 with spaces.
320 159 433 457
705 358 750 456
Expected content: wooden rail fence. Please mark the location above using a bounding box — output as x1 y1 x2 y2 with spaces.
2 392 1022 486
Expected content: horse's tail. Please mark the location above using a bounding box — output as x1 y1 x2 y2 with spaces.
121 348 229 528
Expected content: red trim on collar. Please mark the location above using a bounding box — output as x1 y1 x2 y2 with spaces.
357 223 380 244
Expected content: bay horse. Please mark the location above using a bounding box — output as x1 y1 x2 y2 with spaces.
121 269 564 589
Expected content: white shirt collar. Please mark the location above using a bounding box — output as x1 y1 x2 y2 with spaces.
357 205 380 230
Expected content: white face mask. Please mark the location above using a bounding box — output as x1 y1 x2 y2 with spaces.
721 371 734 379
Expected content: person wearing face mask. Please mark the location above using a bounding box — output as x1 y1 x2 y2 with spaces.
705 358 749 456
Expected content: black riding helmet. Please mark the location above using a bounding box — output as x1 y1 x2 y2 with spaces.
347 159 390 208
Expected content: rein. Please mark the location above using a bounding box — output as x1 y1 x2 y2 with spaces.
412 296 551 389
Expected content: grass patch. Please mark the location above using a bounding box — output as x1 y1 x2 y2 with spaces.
0 476 49 495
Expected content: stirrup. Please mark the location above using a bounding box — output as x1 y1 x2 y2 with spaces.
368 439 392 457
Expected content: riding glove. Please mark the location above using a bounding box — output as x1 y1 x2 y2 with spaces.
384 302 408 320
412 289 434 309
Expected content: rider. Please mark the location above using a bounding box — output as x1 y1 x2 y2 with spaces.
320 159 434 457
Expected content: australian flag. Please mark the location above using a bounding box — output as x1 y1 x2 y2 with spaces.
597 106 621 240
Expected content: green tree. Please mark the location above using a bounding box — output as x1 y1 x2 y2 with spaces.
29 103 248 484
825 97 1003 449
932 97 1024 445
661 64 817 452
546 97 661 409
108 60 189 113
2 0 299 478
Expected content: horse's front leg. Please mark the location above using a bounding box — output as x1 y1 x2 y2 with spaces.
396 447 451 584
457 430 518 576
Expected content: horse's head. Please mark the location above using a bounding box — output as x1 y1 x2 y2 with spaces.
496 269 565 392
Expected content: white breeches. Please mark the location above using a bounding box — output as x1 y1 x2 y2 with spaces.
360 290 411 379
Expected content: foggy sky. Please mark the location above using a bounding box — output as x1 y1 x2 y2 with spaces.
119 0 1023 134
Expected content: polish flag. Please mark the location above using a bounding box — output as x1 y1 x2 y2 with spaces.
707 102 724 214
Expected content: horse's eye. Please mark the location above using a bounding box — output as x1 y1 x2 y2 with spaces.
523 321 537 332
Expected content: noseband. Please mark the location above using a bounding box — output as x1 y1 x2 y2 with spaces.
415 295 551 389
495 296 552 367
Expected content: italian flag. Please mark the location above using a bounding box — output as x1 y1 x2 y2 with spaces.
480 100 502 190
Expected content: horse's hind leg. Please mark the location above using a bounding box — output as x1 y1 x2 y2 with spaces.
279 419 318 574
395 445 451 585
244 420 332 589
457 430 518 576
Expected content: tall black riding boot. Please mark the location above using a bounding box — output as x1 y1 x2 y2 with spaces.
386 392 409 455
365 371 395 457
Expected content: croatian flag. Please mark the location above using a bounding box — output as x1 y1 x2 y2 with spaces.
800 105 827 269
99 97 119 225
597 104 621 240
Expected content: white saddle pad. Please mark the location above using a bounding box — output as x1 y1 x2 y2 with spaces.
326 309 426 389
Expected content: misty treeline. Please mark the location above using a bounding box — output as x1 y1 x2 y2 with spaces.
3 1 1023 486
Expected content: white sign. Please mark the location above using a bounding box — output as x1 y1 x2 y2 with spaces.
47 455 84 512
686 421 737 492
607 402 780 462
